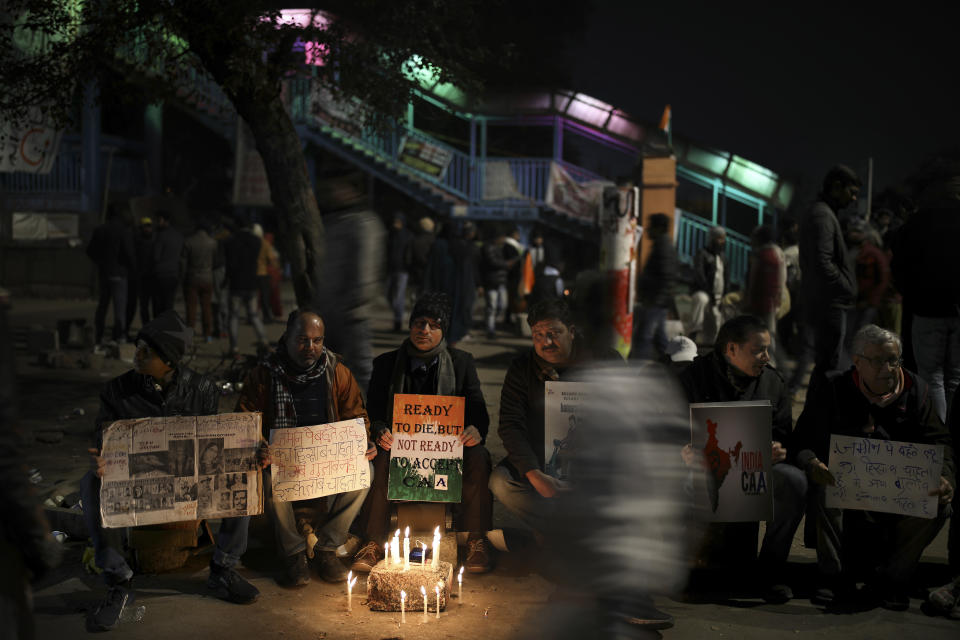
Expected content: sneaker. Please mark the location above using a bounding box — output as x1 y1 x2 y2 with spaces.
763 582 794 604
86 580 134 632
314 549 349 583
929 580 959 613
465 538 493 574
207 562 260 604
284 552 310 587
351 541 384 573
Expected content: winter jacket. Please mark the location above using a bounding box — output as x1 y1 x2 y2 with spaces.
223 229 262 293
237 348 369 441
799 199 856 310
482 242 514 289
409 231 435 286
86 218 136 279
94 367 219 448
497 344 622 479
679 350 793 448
386 227 413 274
891 198 960 317
745 244 786 316
152 226 185 280
134 232 155 279
693 246 728 297
639 234 679 308
182 229 219 285
793 367 954 488
366 346 489 443
853 242 890 309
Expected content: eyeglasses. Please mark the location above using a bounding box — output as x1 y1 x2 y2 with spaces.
858 354 902 369
411 319 442 331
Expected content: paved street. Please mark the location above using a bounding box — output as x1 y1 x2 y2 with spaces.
8 288 957 639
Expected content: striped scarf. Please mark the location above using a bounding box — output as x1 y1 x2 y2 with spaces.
264 347 329 429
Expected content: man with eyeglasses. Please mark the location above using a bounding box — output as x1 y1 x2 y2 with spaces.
794 324 955 609
489 298 621 536
236 307 376 586
349 292 493 573
81 310 260 632
678 314 808 604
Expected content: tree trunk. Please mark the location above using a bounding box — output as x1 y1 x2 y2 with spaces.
232 91 325 308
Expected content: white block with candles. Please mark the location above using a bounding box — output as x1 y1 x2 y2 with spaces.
365 557 453 612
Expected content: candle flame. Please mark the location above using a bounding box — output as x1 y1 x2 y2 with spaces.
348 570 352 582
401 590 406 599
404 526 409 537
433 525 440 536
420 585 426 595
459 566 464 576
395 529 401 538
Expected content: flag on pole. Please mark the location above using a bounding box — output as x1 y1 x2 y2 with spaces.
659 104 672 147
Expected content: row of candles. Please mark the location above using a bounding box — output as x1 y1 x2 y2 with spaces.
384 526 442 570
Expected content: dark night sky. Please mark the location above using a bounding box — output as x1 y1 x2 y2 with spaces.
567 1 959 197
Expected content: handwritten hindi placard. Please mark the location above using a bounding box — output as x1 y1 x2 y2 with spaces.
825 435 944 519
270 418 370 502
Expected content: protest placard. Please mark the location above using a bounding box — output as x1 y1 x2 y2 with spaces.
269 418 370 502
100 412 263 528
387 393 464 502
689 401 773 522
825 435 944 519
543 381 597 480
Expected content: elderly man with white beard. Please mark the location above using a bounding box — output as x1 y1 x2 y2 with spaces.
794 324 955 610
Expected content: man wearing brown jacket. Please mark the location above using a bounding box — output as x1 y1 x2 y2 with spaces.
237 308 376 586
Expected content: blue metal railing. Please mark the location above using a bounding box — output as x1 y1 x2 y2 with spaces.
676 209 750 286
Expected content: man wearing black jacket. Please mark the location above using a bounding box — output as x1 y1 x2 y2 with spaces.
799 165 859 396
80 311 259 631
679 315 808 603
794 324 955 609
351 293 494 573
689 226 728 346
86 204 136 344
490 298 621 536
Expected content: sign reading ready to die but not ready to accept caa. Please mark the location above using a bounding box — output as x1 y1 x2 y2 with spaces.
388 394 465 502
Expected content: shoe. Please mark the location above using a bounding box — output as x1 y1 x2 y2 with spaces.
86 580 134 632
314 549 349 583
351 540 384 573
465 538 493 573
763 582 794 604
207 562 260 604
622 609 675 630
929 580 959 613
284 552 310 587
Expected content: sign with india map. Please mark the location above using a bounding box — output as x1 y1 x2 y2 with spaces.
387 394 464 502
690 402 773 522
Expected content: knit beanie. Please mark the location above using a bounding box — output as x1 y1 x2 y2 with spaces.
409 292 451 335
137 310 193 365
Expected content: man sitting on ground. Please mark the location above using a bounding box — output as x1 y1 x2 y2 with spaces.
237 308 376 586
351 293 494 573
82 310 260 632
794 324 954 609
679 314 808 603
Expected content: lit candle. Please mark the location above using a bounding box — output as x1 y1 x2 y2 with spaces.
403 526 410 570
432 526 440 568
420 585 427 621
347 571 357 612
458 566 464 603
420 541 427 566
385 542 390 566
392 529 401 565
435 584 441 619
400 590 406 624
